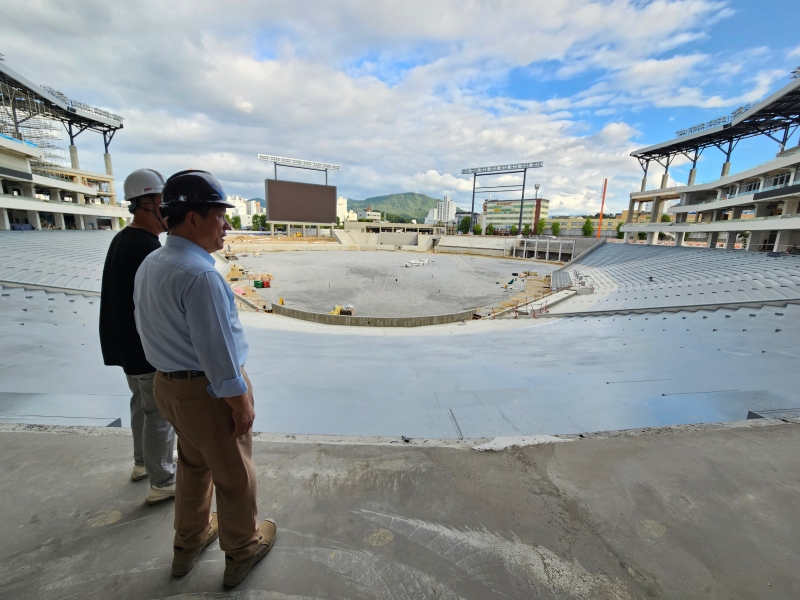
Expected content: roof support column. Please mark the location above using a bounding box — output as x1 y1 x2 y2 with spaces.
54 212 66 231
69 145 80 170
675 232 684 247
687 148 700 186
721 140 733 177
26 210 41 230
708 232 719 249
0 208 10 231
75 214 85 230
773 230 787 253
783 197 799 216
639 159 649 192
725 232 738 250
624 197 636 243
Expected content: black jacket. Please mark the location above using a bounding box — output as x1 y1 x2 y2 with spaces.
99 227 161 375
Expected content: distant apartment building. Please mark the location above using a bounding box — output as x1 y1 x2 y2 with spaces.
424 196 457 224
336 196 349 223
484 198 550 230
357 209 381 222
225 195 262 228
543 214 625 237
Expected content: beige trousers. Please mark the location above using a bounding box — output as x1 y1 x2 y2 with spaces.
154 369 258 562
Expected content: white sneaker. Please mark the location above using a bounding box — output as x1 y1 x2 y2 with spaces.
131 465 147 482
146 483 176 505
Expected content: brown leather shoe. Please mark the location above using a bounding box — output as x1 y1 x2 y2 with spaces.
223 519 277 588
172 513 219 577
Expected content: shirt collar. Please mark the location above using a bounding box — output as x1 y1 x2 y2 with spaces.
165 234 216 266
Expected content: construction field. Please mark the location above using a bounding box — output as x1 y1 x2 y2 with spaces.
235 251 557 317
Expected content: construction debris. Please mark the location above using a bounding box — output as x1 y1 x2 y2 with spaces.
403 259 430 268
328 304 356 315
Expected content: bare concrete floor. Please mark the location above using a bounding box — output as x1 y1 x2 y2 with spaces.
1 421 798 599
235 251 555 317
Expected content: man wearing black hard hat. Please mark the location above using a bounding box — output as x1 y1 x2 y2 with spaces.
133 170 276 587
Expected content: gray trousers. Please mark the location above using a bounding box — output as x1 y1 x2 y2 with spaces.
127 372 176 488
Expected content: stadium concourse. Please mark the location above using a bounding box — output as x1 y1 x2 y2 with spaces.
2 230 800 599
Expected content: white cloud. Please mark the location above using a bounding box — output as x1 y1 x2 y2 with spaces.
0 0 760 214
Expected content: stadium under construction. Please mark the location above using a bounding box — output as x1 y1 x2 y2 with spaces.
1 59 800 599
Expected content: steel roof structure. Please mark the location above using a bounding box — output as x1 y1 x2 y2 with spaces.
0 60 123 150
630 76 800 173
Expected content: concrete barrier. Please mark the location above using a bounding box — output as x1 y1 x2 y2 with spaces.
272 303 478 327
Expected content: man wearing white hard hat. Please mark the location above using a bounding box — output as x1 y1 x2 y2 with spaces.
100 168 177 505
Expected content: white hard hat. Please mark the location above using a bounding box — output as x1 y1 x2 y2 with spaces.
124 168 165 201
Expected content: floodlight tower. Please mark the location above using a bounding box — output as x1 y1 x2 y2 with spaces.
461 162 543 234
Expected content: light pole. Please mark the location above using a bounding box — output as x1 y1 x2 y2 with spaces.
533 183 541 236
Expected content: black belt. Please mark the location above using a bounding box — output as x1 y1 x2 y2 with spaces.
162 370 205 379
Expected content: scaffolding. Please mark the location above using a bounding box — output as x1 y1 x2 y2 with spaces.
0 79 69 182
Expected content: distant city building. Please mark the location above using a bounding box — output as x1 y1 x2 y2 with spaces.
357 209 381 222
484 198 550 230
336 196 348 223
543 213 624 237
424 196 456 224
225 195 261 228
346 209 358 222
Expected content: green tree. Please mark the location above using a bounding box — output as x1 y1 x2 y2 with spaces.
638 232 646 240
522 223 531 236
536 219 546 235
458 215 471 234
581 217 594 237
473 223 482 235
231 215 242 230
510 224 518 235
551 222 560 237
225 214 232 225
616 221 624 239
486 223 495 236
660 213 672 223
118 217 126 229
335 216 341 227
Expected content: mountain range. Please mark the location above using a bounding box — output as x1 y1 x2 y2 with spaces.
250 192 441 222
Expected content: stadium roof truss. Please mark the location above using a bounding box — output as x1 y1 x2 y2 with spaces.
0 61 123 153
631 76 800 179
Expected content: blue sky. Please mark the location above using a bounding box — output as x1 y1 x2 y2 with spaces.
2 0 799 214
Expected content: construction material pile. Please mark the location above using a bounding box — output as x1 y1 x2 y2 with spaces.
226 263 274 309
328 304 356 316
403 259 432 268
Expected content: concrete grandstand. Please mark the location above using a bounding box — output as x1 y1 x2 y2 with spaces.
622 73 800 251
549 242 800 314
3 224 800 599
0 60 129 231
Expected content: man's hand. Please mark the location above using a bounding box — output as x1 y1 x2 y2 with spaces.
224 393 255 439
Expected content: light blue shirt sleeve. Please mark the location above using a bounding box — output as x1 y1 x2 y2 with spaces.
184 270 248 398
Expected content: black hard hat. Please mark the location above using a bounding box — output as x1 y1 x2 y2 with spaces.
161 170 234 216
